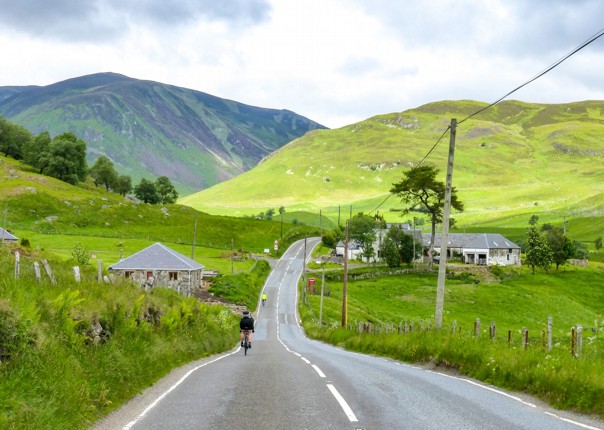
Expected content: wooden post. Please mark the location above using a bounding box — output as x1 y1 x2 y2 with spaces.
34 262 42 283
452 320 457 333
547 316 553 352
42 259 57 285
508 330 512 348
14 251 20 279
474 318 480 337
319 266 325 328
571 326 576 357
522 327 528 350
489 321 496 340
576 325 583 358
342 220 349 327
97 260 103 283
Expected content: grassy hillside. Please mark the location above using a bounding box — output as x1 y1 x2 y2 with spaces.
180 100 604 240
0 156 316 272
0 73 326 194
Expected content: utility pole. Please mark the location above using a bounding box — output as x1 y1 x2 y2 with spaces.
231 238 234 275
191 212 198 259
342 220 349 327
435 118 457 328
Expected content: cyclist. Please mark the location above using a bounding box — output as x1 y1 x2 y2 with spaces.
261 292 267 306
239 310 255 348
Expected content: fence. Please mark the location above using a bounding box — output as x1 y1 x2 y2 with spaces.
346 316 595 358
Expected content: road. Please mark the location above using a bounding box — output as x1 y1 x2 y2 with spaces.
94 238 603 430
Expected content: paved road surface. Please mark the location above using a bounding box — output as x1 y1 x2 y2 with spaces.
94 238 603 430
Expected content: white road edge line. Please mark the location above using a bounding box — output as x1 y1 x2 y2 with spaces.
326 384 358 422
122 349 239 430
312 365 326 378
301 357 310 364
544 412 603 430
428 370 536 408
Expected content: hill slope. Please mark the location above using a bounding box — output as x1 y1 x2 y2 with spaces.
180 100 604 232
0 73 326 194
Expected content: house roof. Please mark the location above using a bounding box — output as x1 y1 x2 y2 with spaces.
108 242 204 271
0 228 18 242
424 233 520 249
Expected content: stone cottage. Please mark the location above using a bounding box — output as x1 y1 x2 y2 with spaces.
108 242 204 296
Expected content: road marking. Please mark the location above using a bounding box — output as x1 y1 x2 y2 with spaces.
327 384 358 422
428 370 536 408
122 349 240 429
544 412 603 430
312 365 326 378
301 357 310 364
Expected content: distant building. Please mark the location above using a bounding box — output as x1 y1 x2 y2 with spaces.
425 233 521 266
108 242 204 296
0 227 18 244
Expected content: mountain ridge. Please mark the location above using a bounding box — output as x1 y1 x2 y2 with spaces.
0 72 326 194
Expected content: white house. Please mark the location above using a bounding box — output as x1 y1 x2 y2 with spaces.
425 233 521 266
0 228 18 244
335 239 364 260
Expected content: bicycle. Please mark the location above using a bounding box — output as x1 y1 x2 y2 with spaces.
242 329 250 355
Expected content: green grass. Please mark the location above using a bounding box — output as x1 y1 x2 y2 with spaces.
299 263 604 418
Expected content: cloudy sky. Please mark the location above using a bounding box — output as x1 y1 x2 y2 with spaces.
1 0 603 128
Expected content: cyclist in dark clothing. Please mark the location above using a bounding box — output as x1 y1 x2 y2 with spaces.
240 310 255 348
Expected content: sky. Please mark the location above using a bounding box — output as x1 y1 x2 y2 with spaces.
1 0 604 129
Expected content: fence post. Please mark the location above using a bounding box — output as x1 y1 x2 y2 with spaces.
73 266 81 282
474 318 480 337
452 320 457 333
547 317 553 352
571 326 576 356
42 259 57 285
522 327 528 350
34 261 42 283
15 251 20 279
489 321 496 340
576 325 583 358
97 260 103 283
508 330 512 347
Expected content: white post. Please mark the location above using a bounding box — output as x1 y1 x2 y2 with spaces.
14 251 20 279
97 260 103 283
34 261 42 283
547 317 553 352
73 266 81 282
42 259 57 285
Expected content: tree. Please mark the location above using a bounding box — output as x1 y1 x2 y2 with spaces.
155 176 179 204
595 237 603 253
41 132 87 185
524 217 553 274
573 240 589 260
134 178 160 204
348 213 377 263
23 131 51 171
89 155 118 191
382 226 422 268
114 175 133 196
0 117 32 160
265 208 276 220
391 165 464 265
279 206 285 215
544 226 574 270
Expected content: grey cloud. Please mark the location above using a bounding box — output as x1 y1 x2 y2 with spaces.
0 0 271 42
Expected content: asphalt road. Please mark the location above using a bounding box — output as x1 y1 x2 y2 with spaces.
93 238 603 430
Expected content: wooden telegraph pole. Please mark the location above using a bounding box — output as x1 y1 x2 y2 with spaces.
342 220 349 327
435 118 457 328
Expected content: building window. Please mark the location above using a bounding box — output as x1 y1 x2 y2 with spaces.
125 271 133 278
169 272 178 281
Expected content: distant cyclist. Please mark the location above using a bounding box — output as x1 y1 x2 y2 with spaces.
261 292 267 306
240 310 255 348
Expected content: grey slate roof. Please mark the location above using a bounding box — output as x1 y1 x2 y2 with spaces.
423 233 520 249
0 228 18 242
108 242 204 271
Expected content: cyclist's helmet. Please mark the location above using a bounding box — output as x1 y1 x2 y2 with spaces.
242 310 250 316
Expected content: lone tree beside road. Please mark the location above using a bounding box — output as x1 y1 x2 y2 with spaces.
390 165 463 265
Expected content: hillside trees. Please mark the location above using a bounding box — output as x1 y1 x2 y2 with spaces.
22 131 51 171
155 176 179 204
89 155 118 190
0 116 31 160
543 226 575 270
134 178 161 204
114 175 133 196
525 216 554 274
349 213 381 263
390 165 464 264
41 132 88 185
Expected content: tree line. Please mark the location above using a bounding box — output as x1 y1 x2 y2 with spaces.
0 116 178 204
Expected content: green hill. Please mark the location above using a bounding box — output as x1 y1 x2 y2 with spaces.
180 100 604 238
0 73 326 195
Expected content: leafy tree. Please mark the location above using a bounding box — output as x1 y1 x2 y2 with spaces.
71 242 90 266
524 217 553 274
573 240 589 260
0 117 32 160
134 178 160 204
322 227 343 249
155 176 179 204
114 175 133 196
41 132 87 185
349 213 377 263
23 131 51 171
544 226 575 270
382 226 422 268
279 206 285 215
595 237 603 253
89 155 118 191
390 165 464 265
265 208 275 220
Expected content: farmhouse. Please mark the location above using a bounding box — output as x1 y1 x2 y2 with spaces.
0 227 18 244
335 239 364 259
425 233 521 266
108 242 204 296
